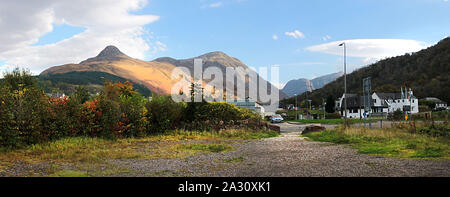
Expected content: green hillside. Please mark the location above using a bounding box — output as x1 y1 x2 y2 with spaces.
282 37 450 107
38 71 152 97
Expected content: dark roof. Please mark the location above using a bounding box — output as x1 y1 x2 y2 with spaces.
341 95 374 109
375 93 402 100
424 97 447 104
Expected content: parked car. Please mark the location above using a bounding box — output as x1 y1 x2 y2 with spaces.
271 114 284 123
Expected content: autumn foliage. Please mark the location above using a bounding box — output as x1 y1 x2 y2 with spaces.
0 68 263 149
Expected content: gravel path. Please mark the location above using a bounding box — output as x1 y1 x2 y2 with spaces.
112 123 450 177
2 123 449 177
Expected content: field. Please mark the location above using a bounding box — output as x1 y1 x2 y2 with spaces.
303 122 450 159
291 118 379 124
0 130 279 177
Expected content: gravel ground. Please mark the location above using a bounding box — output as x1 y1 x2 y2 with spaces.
111 123 450 177
1 123 449 177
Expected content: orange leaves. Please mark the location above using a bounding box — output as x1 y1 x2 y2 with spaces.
104 80 137 99
84 99 98 112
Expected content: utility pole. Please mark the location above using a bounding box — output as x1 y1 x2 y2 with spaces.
339 42 347 127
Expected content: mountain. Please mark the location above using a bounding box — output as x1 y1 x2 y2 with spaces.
282 72 343 97
311 72 344 89
38 71 152 97
154 51 288 101
41 46 287 102
282 78 313 97
282 37 450 106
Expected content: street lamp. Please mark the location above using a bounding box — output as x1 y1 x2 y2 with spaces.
294 94 298 120
339 42 347 125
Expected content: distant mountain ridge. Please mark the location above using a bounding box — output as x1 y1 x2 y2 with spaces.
41 46 287 102
282 72 343 97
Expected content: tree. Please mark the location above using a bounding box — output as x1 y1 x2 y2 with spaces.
72 86 90 104
325 96 335 113
2 68 38 91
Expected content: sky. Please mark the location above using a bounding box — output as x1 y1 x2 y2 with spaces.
0 0 449 87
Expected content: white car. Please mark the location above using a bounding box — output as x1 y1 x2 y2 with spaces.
271 114 284 123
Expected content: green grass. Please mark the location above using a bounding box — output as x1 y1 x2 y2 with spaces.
218 157 244 163
292 119 380 124
303 124 450 159
182 144 233 153
50 170 89 177
163 129 280 140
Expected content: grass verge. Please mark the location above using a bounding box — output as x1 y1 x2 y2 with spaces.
292 118 383 124
303 124 449 159
0 129 278 176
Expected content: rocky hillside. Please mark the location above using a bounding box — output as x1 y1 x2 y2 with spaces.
282 72 343 97
41 46 287 101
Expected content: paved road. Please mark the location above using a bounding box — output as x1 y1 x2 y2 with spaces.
114 123 450 177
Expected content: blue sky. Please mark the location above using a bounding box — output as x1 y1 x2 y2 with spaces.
0 0 449 86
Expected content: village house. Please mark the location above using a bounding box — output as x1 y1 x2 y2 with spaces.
227 98 266 117
337 89 419 119
423 97 448 110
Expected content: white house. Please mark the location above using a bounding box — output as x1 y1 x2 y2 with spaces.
227 98 266 117
423 97 448 110
338 89 419 119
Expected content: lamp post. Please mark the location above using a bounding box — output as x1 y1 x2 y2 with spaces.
323 98 326 120
294 94 298 120
339 42 347 126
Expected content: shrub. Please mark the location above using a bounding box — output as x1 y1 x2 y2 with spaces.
146 95 185 134
118 94 148 137
416 123 450 138
0 76 51 147
326 113 342 119
197 102 240 122
388 109 404 121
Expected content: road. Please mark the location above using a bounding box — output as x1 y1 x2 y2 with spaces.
114 123 450 177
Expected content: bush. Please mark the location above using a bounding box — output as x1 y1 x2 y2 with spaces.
196 102 240 122
0 69 52 147
146 95 185 134
0 69 268 148
326 113 342 119
388 109 404 121
118 94 148 137
416 123 450 138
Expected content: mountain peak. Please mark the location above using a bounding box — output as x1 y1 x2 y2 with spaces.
80 45 130 64
97 45 127 58
199 51 228 58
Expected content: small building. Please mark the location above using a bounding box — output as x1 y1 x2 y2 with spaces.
227 99 256 111
423 97 448 110
227 98 266 117
46 92 66 99
338 90 419 119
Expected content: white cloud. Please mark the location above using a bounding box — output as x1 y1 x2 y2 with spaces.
209 2 223 8
272 35 279 40
285 30 305 39
306 39 428 60
322 35 331 41
0 0 161 75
